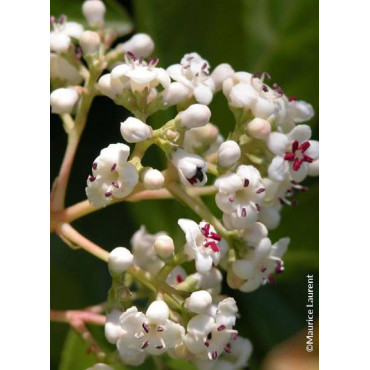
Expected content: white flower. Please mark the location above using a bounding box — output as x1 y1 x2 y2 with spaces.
141 168 164 190
232 237 290 292
154 235 175 259
82 0 106 27
184 298 238 361
194 336 253 370
177 104 212 129
178 219 223 273
215 165 265 230
118 346 146 366
120 33 155 58
85 143 139 207
50 16 83 53
120 117 152 143
167 52 215 105
131 226 165 275
172 148 208 187
105 309 124 344
217 140 241 168
80 30 101 55
50 54 82 85
117 302 185 356
108 247 134 275
267 124 319 182
185 290 213 314
87 363 113 370
110 55 170 94
50 87 79 114
241 222 268 247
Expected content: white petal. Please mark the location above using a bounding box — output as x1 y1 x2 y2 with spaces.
268 156 289 182
267 132 289 156
195 252 214 273
289 162 308 182
305 140 319 160
288 124 311 142
214 173 243 193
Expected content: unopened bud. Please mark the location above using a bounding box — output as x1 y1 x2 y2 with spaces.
104 309 124 344
246 118 271 140
108 247 133 275
178 104 211 129
211 63 234 92
217 140 241 168
120 117 152 143
154 235 174 259
80 30 101 55
142 168 165 190
162 82 189 106
121 33 154 58
308 159 319 176
50 87 79 114
184 290 212 314
82 0 106 27
146 300 169 325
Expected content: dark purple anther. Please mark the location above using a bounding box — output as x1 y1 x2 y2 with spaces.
211 351 218 360
217 325 226 331
142 322 149 333
241 208 247 217
92 162 97 170
256 188 265 194
244 179 250 187
141 340 150 349
111 163 117 171
104 191 112 197
88 175 96 182
127 51 137 61
224 343 232 353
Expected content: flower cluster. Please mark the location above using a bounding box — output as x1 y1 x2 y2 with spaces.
50 2 318 369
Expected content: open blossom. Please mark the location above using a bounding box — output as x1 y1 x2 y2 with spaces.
167 52 215 105
183 123 221 155
131 226 165 275
109 54 170 94
85 143 139 207
184 298 238 361
232 237 289 292
117 301 185 357
172 148 208 187
178 219 226 273
215 165 265 230
224 72 313 132
267 124 319 183
50 16 83 53
194 336 253 370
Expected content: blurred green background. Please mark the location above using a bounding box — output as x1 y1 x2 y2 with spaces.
51 0 319 369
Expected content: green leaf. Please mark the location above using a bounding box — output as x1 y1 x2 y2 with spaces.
51 0 133 36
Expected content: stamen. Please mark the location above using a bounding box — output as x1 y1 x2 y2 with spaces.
104 191 112 197
201 223 210 237
204 241 220 253
256 188 265 194
232 332 238 341
262 85 268 92
210 232 221 241
268 274 275 284
241 208 247 217
141 340 150 349
276 261 285 274
142 322 149 333
284 152 296 161
155 345 163 349
292 140 299 152
292 158 303 171
187 167 204 185
260 265 267 273
211 351 218 360
204 341 210 347
229 197 235 202
288 96 298 102
244 179 250 187
176 274 184 283
89 175 96 182
126 51 137 61
255 203 261 212
156 326 164 332
92 162 97 170
303 154 313 163
148 57 159 68
112 182 120 188
217 325 226 331
262 72 271 80
111 163 117 171
299 141 311 152
224 343 232 353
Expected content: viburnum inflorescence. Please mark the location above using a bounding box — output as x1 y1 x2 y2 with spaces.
50 1 319 369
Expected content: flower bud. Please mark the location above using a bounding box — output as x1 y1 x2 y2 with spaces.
162 82 189 106
50 87 79 114
82 0 106 27
217 140 241 168
121 33 154 58
120 117 152 143
50 32 71 53
177 104 211 129
185 290 212 314
246 117 271 140
141 168 164 190
80 30 101 55
253 238 272 262
108 247 133 275
211 63 234 91
146 300 169 325
104 309 124 344
154 235 174 259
